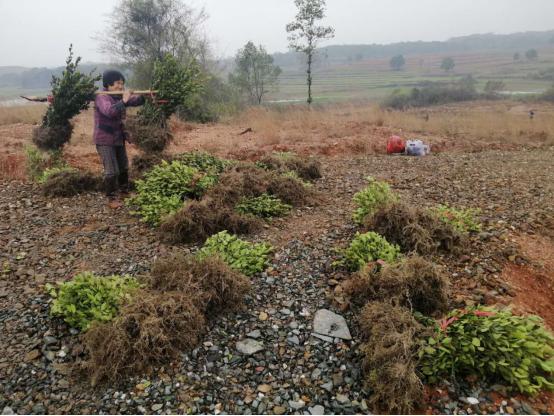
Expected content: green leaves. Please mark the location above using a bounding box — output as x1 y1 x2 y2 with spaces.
126 160 215 225
48 272 140 331
235 194 292 218
198 231 273 276
341 231 401 271
431 204 481 233
419 308 554 395
352 177 398 225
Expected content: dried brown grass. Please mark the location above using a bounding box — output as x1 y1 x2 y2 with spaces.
147 253 251 317
41 170 102 197
126 117 172 153
0 154 26 180
345 255 449 316
131 152 172 177
159 198 262 244
0 104 45 125
81 290 205 386
257 153 322 181
358 301 425 414
365 201 463 255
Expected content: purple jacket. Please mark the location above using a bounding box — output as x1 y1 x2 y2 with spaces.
93 91 145 146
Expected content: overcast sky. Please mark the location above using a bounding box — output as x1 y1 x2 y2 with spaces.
1 0 554 67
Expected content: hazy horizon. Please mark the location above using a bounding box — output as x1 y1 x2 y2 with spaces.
1 0 554 67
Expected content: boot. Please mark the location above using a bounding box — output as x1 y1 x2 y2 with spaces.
118 170 130 196
104 175 117 200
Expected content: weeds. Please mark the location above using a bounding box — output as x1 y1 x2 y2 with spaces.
340 231 401 271
235 193 292 218
353 177 398 224
432 204 482 233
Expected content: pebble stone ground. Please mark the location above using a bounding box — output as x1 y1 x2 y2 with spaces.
1 148 553 414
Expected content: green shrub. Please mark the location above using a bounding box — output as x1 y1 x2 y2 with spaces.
353 177 398 224
281 171 313 188
235 193 292 218
46 272 140 331
342 231 401 271
432 204 481 233
198 231 273 276
126 160 211 225
419 308 554 394
175 151 231 173
25 146 65 182
37 166 76 184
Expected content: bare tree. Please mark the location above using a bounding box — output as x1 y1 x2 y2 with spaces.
286 0 334 105
101 0 209 86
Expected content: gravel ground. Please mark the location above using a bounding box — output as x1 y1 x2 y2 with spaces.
1 148 553 414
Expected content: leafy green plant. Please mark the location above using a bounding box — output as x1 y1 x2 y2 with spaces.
341 231 401 271
126 160 211 225
198 231 273 276
46 272 140 331
432 204 481 233
419 308 554 394
37 166 76 184
25 146 65 182
175 151 230 174
353 177 398 224
235 193 292 218
33 45 100 151
282 171 313 188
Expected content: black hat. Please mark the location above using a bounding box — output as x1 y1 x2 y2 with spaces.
102 70 125 88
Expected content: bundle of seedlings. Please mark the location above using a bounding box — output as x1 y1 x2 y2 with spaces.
160 197 263 244
127 54 202 154
41 168 102 197
147 253 250 317
365 201 464 254
419 308 554 395
160 163 314 243
80 290 205 385
345 255 450 316
352 176 398 225
358 301 427 414
339 231 401 272
32 46 100 152
256 151 322 181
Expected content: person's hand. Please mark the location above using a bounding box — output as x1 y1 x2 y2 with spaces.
122 89 133 104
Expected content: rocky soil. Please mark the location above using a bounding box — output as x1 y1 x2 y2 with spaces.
1 148 553 415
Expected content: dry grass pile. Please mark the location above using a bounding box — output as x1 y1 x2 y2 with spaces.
160 198 262 244
41 170 102 197
131 152 172 177
126 117 172 153
358 301 425 414
147 253 251 316
159 163 314 244
345 256 449 316
258 153 322 181
32 123 73 151
365 201 463 254
81 291 205 385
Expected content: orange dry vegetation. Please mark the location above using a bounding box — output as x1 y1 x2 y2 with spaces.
1 100 553 180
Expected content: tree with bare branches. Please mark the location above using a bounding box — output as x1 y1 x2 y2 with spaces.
286 0 334 105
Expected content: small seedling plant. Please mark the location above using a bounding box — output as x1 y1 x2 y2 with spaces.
127 160 216 225
341 231 401 271
353 177 398 224
419 308 554 394
46 272 140 331
198 231 273 276
235 193 292 218
175 151 231 174
432 204 481 233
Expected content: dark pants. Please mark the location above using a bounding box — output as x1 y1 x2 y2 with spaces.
96 144 129 196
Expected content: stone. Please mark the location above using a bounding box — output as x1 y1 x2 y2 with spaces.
247 330 261 339
1 407 14 415
259 312 269 321
311 333 334 343
320 382 333 392
465 397 479 405
289 400 306 410
257 384 272 393
335 394 349 404
25 349 41 362
151 403 163 411
309 405 325 415
287 336 300 345
273 406 286 415
313 309 351 340
236 339 264 355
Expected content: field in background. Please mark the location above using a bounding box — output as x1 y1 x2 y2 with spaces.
1 100 553 180
267 47 554 102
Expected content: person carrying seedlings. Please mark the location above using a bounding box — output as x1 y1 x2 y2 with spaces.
94 70 145 205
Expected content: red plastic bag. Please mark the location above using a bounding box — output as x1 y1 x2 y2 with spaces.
387 135 405 154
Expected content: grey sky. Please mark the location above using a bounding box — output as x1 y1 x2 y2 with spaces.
1 0 553 67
